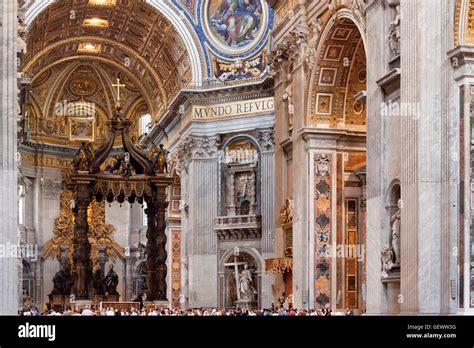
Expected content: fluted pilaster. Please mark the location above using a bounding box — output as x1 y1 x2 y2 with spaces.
400 0 420 314
0 0 19 314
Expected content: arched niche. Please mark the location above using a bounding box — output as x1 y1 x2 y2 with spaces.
220 136 261 217
218 247 263 309
306 10 367 129
385 180 401 213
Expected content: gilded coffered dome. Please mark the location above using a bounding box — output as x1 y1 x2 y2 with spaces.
21 0 193 147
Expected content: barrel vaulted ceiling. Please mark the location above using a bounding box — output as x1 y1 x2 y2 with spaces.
20 0 274 147
23 0 192 112
21 0 195 146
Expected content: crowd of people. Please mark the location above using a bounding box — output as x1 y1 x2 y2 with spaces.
20 306 358 316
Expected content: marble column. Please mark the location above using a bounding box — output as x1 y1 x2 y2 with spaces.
365 0 391 315
258 130 275 254
270 10 311 309
399 0 455 314
447 44 474 313
270 43 290 306
0 0 19 315
72 181 93 300
258 130 275 308
144 186 170 301
287 25 310 310
178 136 219 308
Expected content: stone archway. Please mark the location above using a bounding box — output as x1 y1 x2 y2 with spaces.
24 0 205 84
306 13 367 311
218 248 263 309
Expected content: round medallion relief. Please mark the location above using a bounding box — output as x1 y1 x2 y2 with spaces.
204 0 268 55
353 100 365 115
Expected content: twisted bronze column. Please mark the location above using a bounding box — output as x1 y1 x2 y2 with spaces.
145 187 169 301
72 182 93 300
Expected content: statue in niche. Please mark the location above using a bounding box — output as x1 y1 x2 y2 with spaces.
71 142 94 173
391 208 401 266
105 264 119 296
277 292 287 309
239 264 257 301
51 262 73 296
387 5 401 57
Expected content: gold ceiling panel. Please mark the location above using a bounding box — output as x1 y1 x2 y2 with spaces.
28 61 143 147
23 0 192 134
83 18 110 28
309 19 366 129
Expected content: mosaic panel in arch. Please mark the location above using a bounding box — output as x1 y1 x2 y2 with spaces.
207 0 265 49
202 0 270 56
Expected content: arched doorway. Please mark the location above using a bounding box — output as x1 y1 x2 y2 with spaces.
305 13 367 311
219 248 262 309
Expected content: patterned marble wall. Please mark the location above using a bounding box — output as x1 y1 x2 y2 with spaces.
314 154 332 309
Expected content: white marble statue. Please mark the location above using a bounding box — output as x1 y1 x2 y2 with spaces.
387 5 401 57
239 264 257 301
381 244 394 278
391 209 401 266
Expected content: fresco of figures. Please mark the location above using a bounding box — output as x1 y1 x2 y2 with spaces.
209 0 263 48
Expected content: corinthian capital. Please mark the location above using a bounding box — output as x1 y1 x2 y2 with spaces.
173 137 194 173
287 26 308 66
175 135 221 170
257 129 275 153
269 43 290 83
192 135 221 160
